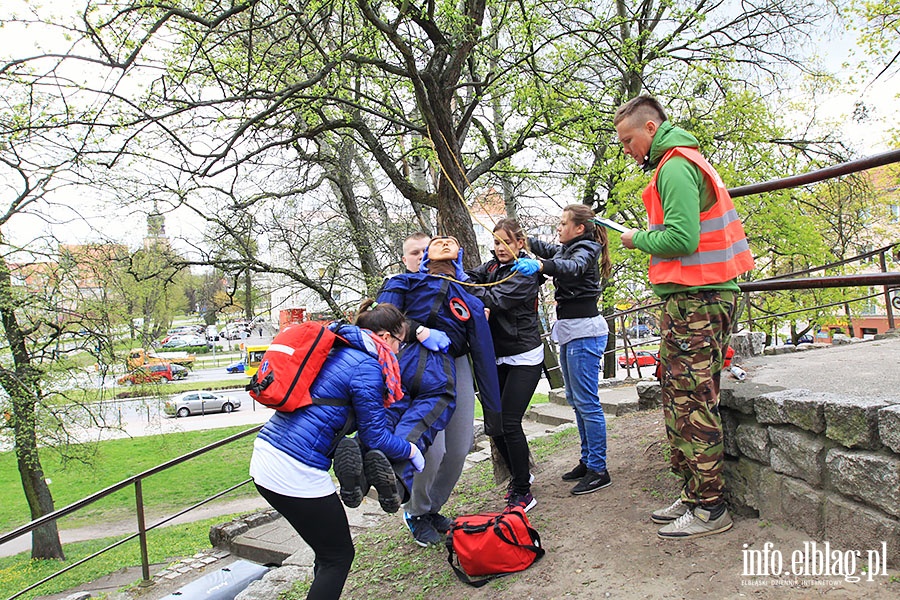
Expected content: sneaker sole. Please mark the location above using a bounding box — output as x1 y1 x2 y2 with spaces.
657 520 734 540
570 480 612 495
651 514 681 524
363 450 401 513
334 437 364 508
521 497 538 512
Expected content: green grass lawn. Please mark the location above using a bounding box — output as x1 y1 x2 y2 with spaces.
0 514 242 600
0 426 258 533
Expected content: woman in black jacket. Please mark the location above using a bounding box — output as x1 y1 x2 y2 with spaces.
467 218 543 511
519 204 614 496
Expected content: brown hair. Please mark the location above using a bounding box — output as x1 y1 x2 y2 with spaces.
613 95 668 127
355 299 406 338
563 204 612 279
493 218 526 244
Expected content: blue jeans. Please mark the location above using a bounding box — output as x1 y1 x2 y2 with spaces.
559 335 608 473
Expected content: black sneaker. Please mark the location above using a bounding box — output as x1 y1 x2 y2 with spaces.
363 450 401 513
404 512 442 547
561 461 587 481
427 512 454 534
570 468 612 495
334 436 366 508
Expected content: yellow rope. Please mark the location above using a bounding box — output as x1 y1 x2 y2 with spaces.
421 127 529 288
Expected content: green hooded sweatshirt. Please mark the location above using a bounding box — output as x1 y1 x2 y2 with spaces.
631 120 741 298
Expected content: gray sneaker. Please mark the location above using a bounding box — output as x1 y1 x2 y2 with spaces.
650 498 690 524
657 505 733 540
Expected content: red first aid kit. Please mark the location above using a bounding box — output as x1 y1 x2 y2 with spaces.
445 507 545 587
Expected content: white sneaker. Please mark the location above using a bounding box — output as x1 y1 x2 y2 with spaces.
657 505 733 540
650 498 689 524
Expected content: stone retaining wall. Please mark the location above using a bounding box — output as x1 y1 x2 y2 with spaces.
720 383 900 562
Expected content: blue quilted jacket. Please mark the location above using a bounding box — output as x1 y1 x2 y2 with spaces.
256 323 411 470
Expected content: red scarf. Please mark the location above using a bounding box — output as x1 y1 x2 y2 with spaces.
365 332 404 408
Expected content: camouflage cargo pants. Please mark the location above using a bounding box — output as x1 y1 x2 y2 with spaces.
658 290 736 506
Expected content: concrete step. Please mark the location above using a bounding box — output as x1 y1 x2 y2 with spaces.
545 384 641 417
527 401 575 427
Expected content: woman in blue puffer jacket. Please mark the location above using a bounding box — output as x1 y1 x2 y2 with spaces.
250 302 423 600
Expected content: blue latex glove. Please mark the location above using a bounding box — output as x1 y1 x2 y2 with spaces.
409 443 425 472
418 246 430 273
452 248 469 281
512 257 541 276
420 327 451 353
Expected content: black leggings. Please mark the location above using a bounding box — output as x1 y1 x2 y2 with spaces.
491 363 543 495
255 484 354 600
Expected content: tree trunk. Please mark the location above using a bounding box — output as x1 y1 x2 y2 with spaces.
0 258 64 560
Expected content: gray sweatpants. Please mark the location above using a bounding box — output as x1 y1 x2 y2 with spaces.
405 355 475 517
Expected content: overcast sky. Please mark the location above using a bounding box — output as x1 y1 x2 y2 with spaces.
2 1 898 253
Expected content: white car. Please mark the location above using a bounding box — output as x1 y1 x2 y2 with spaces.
164 391 241 417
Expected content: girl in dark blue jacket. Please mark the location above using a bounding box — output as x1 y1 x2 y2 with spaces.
250 303 421 600
467 218 543 512
522 204 614 496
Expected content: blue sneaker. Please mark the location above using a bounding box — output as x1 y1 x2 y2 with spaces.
404 512 442 547
427 512 454 533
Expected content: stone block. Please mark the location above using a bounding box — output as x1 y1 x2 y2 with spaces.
782 391 829 433
209 520 249 548
236 565 311 600
756 467 785 521
724 458 763 512
721 408 740 458
825 448 900 518
754 390 794 424
720 384 761 415
734 422 770 464
878 404 900 455
825 397 892 449
768 426 826 486
636 380 661 410
548 387 567 406
780 477 824 538
730 331 766 359
823 494 900 564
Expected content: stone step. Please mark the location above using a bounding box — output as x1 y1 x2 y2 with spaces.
546 385 641 417
527 401 575 427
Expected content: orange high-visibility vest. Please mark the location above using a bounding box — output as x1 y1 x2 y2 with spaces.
642 147 754 286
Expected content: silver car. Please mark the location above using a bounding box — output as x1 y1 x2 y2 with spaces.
165 391 241 418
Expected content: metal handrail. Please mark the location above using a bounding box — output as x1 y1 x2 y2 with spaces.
1 424 263 600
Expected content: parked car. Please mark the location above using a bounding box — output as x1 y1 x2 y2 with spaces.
117 363 188 386
161 335 206 349
618 350 659 368
625 324 653 338
784 334 814 345
164 391 241 418
226 361 245 374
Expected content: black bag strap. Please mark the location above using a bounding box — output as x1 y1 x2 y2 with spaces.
492 510 545 558
445 529 508 588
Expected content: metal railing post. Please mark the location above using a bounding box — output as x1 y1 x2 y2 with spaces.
134 479 152 585
880 250 896 330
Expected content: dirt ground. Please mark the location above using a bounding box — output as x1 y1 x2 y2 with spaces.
339 410 900 600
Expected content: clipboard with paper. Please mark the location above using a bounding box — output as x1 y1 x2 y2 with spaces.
591 217 628 234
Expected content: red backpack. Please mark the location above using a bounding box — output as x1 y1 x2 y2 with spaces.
445 507 545 587
246 321 343 411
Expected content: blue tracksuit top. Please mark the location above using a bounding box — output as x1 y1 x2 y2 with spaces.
256 323 411 470
377 272 502 432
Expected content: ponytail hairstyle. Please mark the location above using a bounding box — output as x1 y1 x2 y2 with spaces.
354 299 407 339
563 204 612 279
